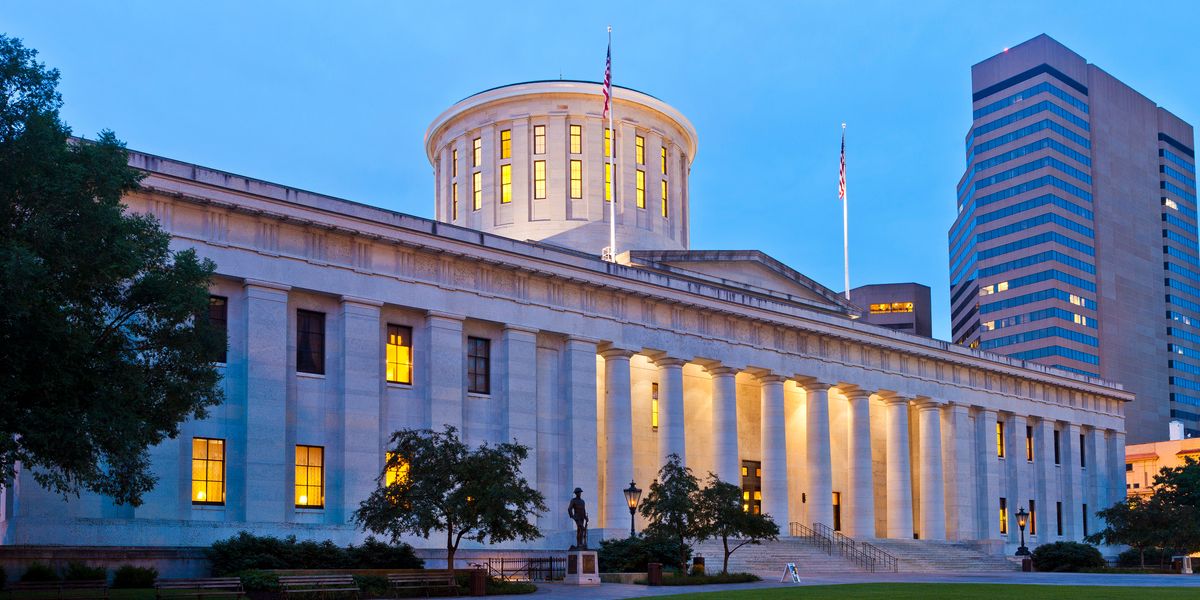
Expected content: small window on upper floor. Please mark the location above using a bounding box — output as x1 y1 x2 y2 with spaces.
296 309 325 375
500 129 512 160
500 164 512 204
467 336 491 395
996 421 1006 458
533 125 546 155
386 325 413 385
570 125 582 154
661 146 667 175
452 149 458 178
208 295 228 364
534 160 547 200
472 137 482 167
635 135 645 165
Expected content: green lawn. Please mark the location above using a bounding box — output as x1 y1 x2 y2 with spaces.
646 583 1200 599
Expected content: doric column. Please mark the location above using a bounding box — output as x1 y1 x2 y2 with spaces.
601 347 635 530
843 387 875 538
425 311 464 431
1033 418 1056 543
1006 415 1028 544
942 403 974 541
976 408 1002 540
502 326 539 496
1105 430 1126 529
707 365 741 484
654 357 687 468
1062 422 1082 540
338 296 383 524
242 280 290 523
564 337 599 518
917 400 946 541
885 396 913 539
803 380 835 528
759 374 790 526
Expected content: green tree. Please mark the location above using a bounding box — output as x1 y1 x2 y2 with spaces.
353 426 546 570
1149 457 1200 555
0 34 223 506
638 454 701 576
696 474 780 574
1086 495 1168 567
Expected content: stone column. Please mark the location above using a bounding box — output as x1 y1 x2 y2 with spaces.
503 326 539 494
803 381 835 529
977 408 1001 540
564 337 599 517
759 374 790 526
338 296 383 524
655 357 687 468
1007 415 1028 545
426 311 464 431
942 403 974 541
708 365 741 484
1062 422 1082 540
1034 418 1056 542
917 400 946 541
601 348 635 530
242 280 290 523
843 387 875 538
885 396 914 539
1105 430 1126 530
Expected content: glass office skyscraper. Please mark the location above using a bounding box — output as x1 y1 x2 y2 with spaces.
949 35 1199 442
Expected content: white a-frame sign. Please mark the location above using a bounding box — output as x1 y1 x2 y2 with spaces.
781 562 801 583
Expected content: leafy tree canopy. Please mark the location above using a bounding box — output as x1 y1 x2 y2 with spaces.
639 453 702 575
0 34 223 505
695 474 780 574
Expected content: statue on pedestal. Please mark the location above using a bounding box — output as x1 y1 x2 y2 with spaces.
567 487 588 550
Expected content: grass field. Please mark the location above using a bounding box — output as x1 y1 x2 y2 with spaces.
647 583 1200 599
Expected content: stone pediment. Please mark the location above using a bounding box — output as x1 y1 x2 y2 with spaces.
624 250 859 316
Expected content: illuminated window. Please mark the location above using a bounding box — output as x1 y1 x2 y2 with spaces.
295 445 324 508
999 497 1008 534
660 146 667 175
982 321 995 331
467 337 490 394
997 281 1009 292
996 421 1006 458
452 149 458 178
1074 313 1089 327
980 285 994 296
385 451 409 487
1025 425 1034 461
832 491 841 531
500 164 512 204
605 163 613 202
452 183 458 220
500 129 511 160
386 324 413 385
1069 294 1084 307
569 125 582 154
209 295 228 363
741 466 748 476
534 160 546 199
635 135 645 165
192 437 225 505
651 382 659 430
472 172 482 210
1029 500 1037 535
868 302 915 314
661 180 668 218
569 160 582 199
605 128 613 158
297 310 325 375
472 137 481 167
533 125 545 155
1165 197 1180 210
636 170 646 208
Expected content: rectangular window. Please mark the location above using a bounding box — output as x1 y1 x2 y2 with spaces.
534 160 547 199
832 492 842 532
1053 430 1061 465
385 451 409 487
569 160 582 199
605 162 613 202
651 382 659 431
296 309 325 375
1056 501 1063 536
999 497 1008 535
192 437 225 505
1026 425 1034 462
500 129 511 159
386 325 413 385
452 148 458 178
1082 504 1089 536
636 170 646 208
661 180 668 218
533 125 545 155
452 183 459 220
472 137 482 167
635 135 645 165
605 128 613 158
208 295 228 363
996 421 1006 458
467 337 491 395
1029 500 1037 535
1080 433 1087 468
661 146 667 174
473 172 482 210
569 124 582 154
500 164 512 204
295 445 324 508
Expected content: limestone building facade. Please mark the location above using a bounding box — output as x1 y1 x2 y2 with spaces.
1 82 1130 559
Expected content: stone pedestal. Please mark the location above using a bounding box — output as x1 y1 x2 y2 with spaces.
564 550 600 585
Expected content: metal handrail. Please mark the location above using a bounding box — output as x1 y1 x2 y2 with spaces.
788 522 832 555
859 541 900 573
790 522 899 572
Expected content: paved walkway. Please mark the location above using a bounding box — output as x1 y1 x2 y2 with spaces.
523 571 1200 599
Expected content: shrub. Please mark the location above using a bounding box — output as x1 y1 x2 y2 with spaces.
20 563 59 582
1116 547 1179 568
237 570 280 592
112 565 158 588
1031 541 1106 572
62 562 107 581
452 574 536 595
352 574 388 597
208 532 422 576
0 565 5 589
347 536 423 569
598 535 690 573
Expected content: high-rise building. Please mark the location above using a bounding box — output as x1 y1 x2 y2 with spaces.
848 283 933 337
949 35 1199 443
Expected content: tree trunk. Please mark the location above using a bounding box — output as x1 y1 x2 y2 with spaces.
722 535 730 574
1139 548 1145 569
680 535 688 577
447 528 457 574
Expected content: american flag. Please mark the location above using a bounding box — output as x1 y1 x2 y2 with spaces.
602 41 612 119
838 128 847 201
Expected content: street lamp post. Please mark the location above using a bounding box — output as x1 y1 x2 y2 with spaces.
1015 507 1030 556
623 480 642 538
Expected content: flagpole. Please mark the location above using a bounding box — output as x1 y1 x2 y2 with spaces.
607 26 616 262
842 123 850 300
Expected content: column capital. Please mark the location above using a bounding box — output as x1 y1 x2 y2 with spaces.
502 324 539 337
339 295 384 308
598 346 636 360
795 377 834 392
880 393 915 406
836 384 874 400
651 355 688 368
756 373 788 385
914 397 945 410
243 278 291 293
425 310 465 324
704 364 739 377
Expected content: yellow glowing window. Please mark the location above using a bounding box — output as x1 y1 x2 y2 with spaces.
754 491 762 500
605 163 613 202
533 125 545 155
534 160 547 199
756 468 761 477
452 149 458 178
385 451 410 487
500 164 512 204
635 135 645 165
191 437 225 505
660 146 667 175
569 124 582 154
742 490 750 500
741 466 748 477
472 172 482 210
636 170 646 208
651 382 659 430
997 281 1009 292
452 183 459 220
500 129 511 160
997 421 1006 458
980 285 994 296
999 497 1009 534
295 445 324 508
1165 197 1179 210
1026 425 1034 462
661 180 668 218
569 160 583 199
472 138 481 167
1069 294 1084 306
605 128 613 158
982 321 995 331
386 324 413 385
1074 313 1089 326
868 302 915 314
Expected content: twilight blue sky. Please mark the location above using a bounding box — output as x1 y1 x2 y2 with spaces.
5 1 1199 339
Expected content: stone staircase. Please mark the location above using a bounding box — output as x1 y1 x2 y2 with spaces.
863 538 1020 573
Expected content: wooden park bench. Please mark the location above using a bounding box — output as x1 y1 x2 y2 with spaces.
154 577 246 599
6 579 108 599
387 570 460 597
278 574 359 598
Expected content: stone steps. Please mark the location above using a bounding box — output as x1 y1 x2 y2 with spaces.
864 539 1020 572
693 537 1020 576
